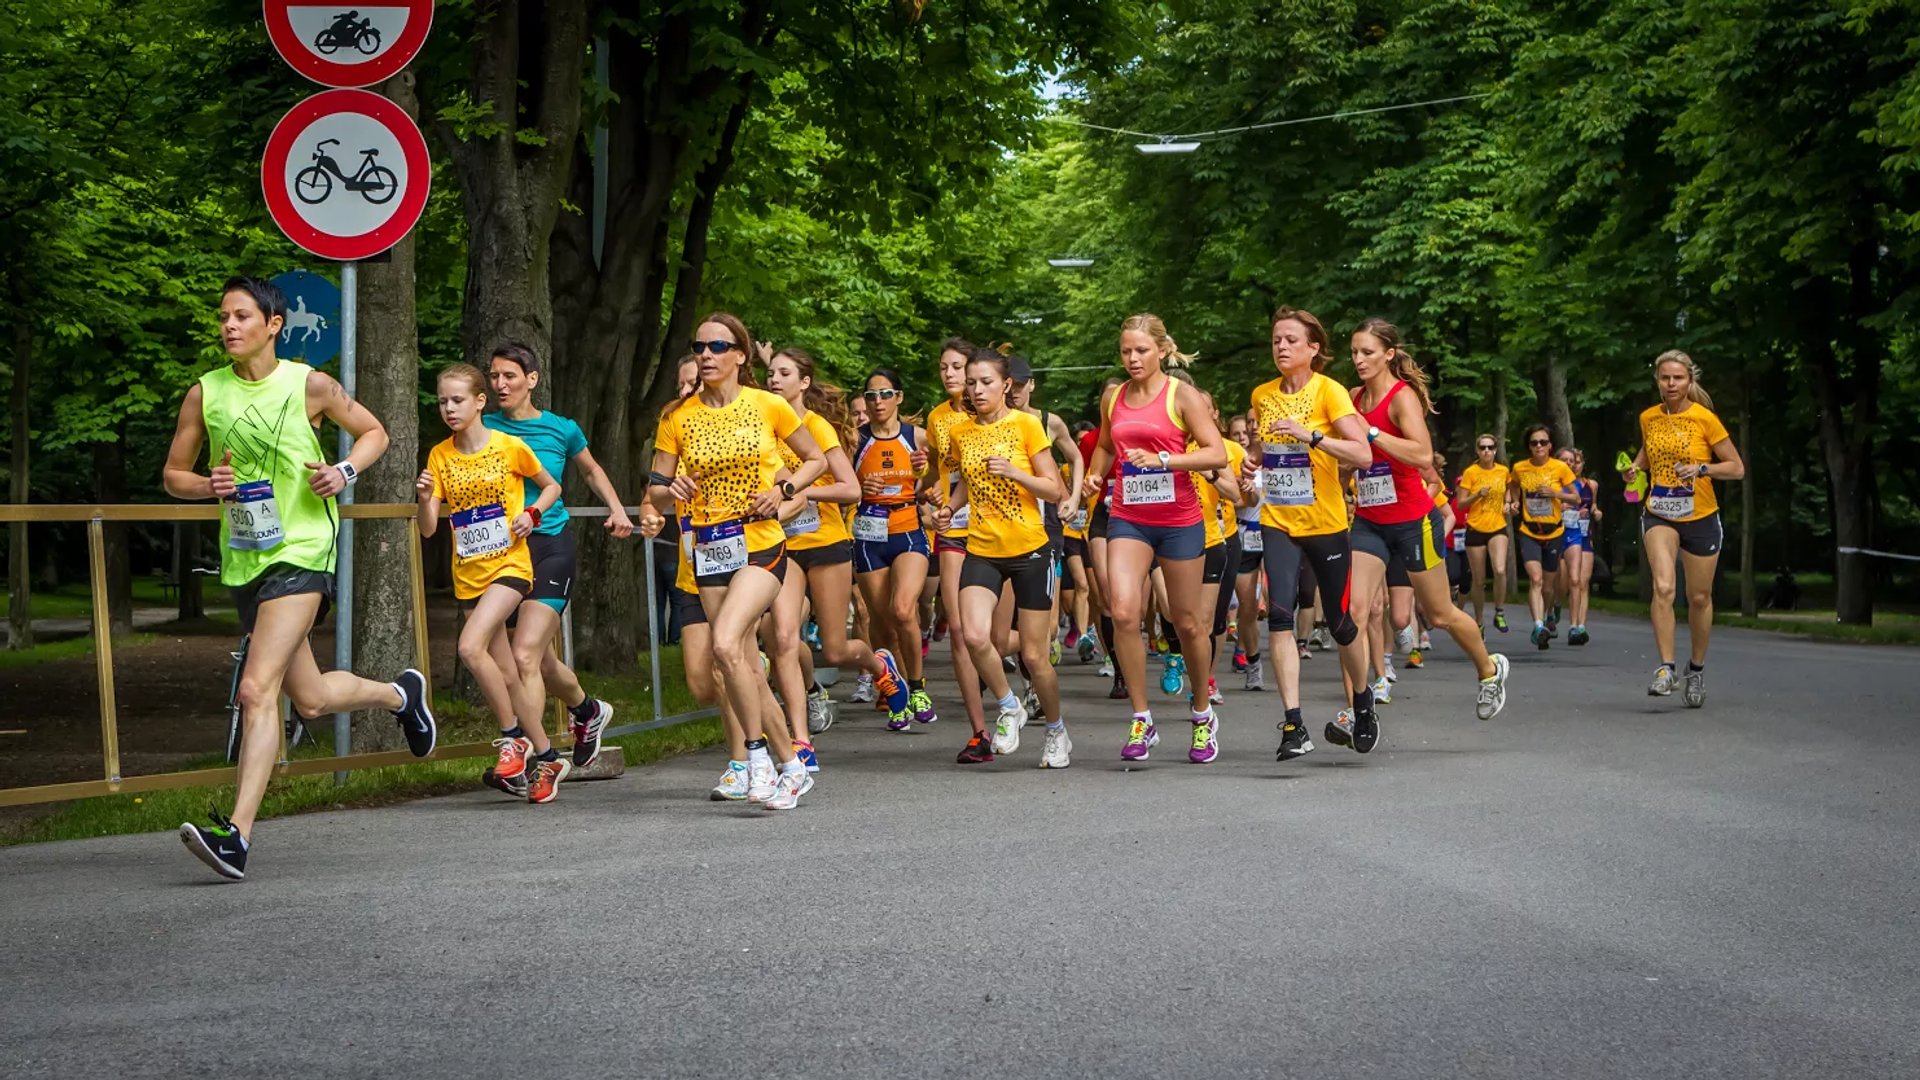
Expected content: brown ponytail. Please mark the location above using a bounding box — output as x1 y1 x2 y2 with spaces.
1355 317 1434 414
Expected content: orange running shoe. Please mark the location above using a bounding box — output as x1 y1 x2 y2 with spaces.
492 734 533 780
528 756 572 804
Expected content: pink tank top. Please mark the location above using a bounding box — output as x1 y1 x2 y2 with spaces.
1107 377 1200 527
1354 381 1432 525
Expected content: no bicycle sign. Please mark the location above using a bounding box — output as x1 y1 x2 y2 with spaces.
261 89 431 262
263 1 435 88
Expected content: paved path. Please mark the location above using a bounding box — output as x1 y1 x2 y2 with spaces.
5 614 1918 1079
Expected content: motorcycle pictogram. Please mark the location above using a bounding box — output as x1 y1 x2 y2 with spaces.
293 139 398 205
313 11 382 56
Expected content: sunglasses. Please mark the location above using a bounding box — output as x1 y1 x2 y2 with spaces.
689 339 738 356
862 388 900 402
1528 439 1551 446
1477 444 1496 451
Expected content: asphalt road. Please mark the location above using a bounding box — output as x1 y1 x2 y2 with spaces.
4 613 1918 1079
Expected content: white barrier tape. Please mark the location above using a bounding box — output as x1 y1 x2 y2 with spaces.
1837 546 1920 562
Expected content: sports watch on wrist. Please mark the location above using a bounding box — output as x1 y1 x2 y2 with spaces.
336 460 359 487
1157 450 1172 468
778 480 798 499
1367 426 1380 444
1309 431 1325 450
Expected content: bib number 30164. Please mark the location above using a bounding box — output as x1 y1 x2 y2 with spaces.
226 480 285 551
693 520 749 577
1120 462 1175 506
1262 443 1313 507
451 503 512 560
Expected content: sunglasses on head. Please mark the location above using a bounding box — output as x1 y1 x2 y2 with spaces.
862 388 900 401
689 339 738 356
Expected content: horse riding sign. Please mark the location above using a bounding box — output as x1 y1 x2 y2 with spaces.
263 1 435 88
262 88 430 262
269 270 342 366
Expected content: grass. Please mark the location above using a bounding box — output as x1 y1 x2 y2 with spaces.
0 633 161 670
3 644 718 846
1586 595 1920 645
1 577 180 621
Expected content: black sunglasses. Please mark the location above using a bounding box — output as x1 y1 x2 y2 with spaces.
862 388 900 402
1528 439 1551 446
1477 444 1496 451
689 339 738 356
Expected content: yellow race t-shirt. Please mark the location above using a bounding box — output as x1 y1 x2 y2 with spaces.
653 387 801 554
1512 457 1577 539
927 399 973 539
1640 402 1732 522
1458 463 1512 533
1199 439 1246 546
1250 372 1358 537
777 410 850 550
428 430 544 600
953 409 1053 559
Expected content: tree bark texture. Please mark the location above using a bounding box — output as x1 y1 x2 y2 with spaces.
351 71 427 751
1801 244 1882 626
1537 353 1573 453
8 270 32 649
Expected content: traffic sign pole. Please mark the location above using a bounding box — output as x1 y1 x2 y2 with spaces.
333 260 357 780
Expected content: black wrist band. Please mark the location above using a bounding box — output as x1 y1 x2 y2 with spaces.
649 471 674 487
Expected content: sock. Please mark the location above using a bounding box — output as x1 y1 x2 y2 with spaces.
1100 616 1115 649
567 698 598 722
1134 710 1153 725
1247 651 1260 663
999 691 1020 712
535 747 560 763
781 757 805 775
1284 707 1303 725
795 738 812 751
910 678 926 692
388 682 408 712
746 737 770 768
807 681 822 694
1047 719 1065 732
501 725 525 740
1688 661 1704 673
1192 707 1211 722
1354 686 1375 715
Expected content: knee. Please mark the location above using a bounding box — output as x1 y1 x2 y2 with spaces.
235 675 280 715
1110 595 1144 626
456 636 491 670
511 644 545 680
1021 638 1048 672
1268 606 1296 633
959 620 992 653
773 622 801 655
1652 578 1678 604
1329 611 1360 646
712 633 750 671
889 598 918 629
1686 585 1714 609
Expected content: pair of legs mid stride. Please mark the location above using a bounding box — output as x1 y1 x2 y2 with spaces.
1106 523 1219 764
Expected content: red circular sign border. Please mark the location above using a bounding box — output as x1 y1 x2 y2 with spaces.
263 0 434 88
261 89 432 263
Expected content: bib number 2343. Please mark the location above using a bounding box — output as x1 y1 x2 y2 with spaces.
1262 443 1313 507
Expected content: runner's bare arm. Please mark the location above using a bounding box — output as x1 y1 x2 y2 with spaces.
1165 383 1228 472
305 370 388 497
162 384 229 500
648 448 688 518
570 446 634 537
811 445 862 506
1376 385 1435 472
1048 414 1085 511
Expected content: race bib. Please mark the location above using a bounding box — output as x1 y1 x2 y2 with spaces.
783 502 820 537
451 503 512 560
1241 527 1263 554
1070 508 1089 532
1262 443 1313 507
1524 493 1554 520
1561 508 1580 529
692 520 748 577
225 480 285 551
1648 483 1694 521
945 474 970 531
1355 461 1396 508
879 484 904 497
1451 527 1467 553
1120 462 1175 506
853 503 891 543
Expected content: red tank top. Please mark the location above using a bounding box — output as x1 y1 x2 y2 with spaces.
1107 376 1199 527
1354 381 1432 525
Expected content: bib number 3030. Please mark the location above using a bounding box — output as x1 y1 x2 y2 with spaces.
226 480 285 551
1262 443 1313 507
451 503 512 560
693 520 749 577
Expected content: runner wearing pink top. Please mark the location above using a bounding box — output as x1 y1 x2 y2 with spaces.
1081 314 1229 763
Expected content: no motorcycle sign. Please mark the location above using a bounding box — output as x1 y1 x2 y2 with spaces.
263 1 435 88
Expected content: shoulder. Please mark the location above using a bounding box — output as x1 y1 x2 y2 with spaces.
1638 403 1663 424
302 365 335 394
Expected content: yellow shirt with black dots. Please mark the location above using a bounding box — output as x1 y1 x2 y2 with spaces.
654 387 801 554
927 399 973 539
777 410 850 550
427 430 543 600
953 409 1054 559
1199 439 1246 546
1512 457 1577 539
1639 402 1732 522
1249 372 1358 538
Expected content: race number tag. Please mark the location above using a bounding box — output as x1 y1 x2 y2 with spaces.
679 516 694 566
692 520 749 577
1355 461 1396 509
1451 527 1467 553
1525 492 1555 521
783 502 820 537
853 503 891 543
1561 508 1581 529
879 484 903 497
1070 508 1089 532
1119 462 1175 506
451 503 512 560
1241 526 1263 554
226 480 285 551
1262 442 1313 507
1648 483 1694 521
944 474 970 531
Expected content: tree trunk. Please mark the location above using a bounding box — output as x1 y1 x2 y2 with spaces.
1802 245 1883 626
92 435 132 636
1537 353 1573 452
7 270 31 650
174 522 205 621
1737 380 1757 618
1489 368 1510 462
350 71 426 751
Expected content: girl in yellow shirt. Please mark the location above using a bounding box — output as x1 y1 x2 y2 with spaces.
1457 437 1513 632
1509 424 1580 649
920 338 991 756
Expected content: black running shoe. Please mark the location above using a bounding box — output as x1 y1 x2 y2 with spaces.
1107 677 1129 700
1276 718 1315 760
1568 627 1589 647
956 733 995 764
482 767 528 799
1353 705 1381 754
179 809 247 881
390 669 437 757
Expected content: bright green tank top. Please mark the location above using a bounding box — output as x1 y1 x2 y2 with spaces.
198 360 338 586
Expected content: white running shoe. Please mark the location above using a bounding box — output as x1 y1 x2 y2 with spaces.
1383 655 1399 683
765 767 807 811
1418 631 1433 650
1476 653 1510 721
1039 726 1073 769
806 689 833 734
1244 657 1265 691
710 762 749 801
1097 657 1114 678
1396 625 1415 655
1372 676 1392 705
1309 627 1333 651
1648 664 1678 697
991 697 1029 754
746 758 777 803
849 673 876 703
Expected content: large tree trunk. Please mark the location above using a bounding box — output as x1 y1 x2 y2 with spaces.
7 270 31 650
1489 368 1510 462
350 71 426 751
92 434 132 636
1803 243 1883 626
1737 380 1757 617
1536 353 1573 452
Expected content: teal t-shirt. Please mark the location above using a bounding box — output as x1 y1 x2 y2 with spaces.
483 410 588 535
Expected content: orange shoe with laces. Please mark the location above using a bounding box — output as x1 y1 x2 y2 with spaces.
527 756 572 804
493 735 533 780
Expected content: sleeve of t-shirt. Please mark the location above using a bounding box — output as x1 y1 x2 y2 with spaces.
1700 408 1730 446
1023 414 1053 460
807 413 841 454
1320 379 1359 426
1226 441 1246 476
1556 461 1577 488
509 437 543 479
428 445 448 501
653 414 679 457
763 392 801 441
564 417 589 458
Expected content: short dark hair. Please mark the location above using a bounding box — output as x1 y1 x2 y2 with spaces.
221 276 288 325
490 342 540 374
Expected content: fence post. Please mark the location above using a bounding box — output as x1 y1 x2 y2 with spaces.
645 536 662 725
86 517 121 787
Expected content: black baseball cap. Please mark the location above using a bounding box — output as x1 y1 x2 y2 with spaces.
1008 356 1034 382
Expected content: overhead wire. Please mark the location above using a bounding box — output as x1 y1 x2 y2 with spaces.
1042 92 1493 145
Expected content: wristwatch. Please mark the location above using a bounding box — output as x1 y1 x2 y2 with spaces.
1309 431 1325 450
336 460 359 487
1367 426 1380 444
1157 450 1172 468
778 480 798 499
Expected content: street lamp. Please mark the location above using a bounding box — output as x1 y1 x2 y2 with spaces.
1135 140 1201 155
1047 257 1095 268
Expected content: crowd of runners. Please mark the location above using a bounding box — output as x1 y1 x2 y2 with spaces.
164 277 1745 878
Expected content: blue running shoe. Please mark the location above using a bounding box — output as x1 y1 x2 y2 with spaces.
1160 654 1185 696
873 649 911 716
795 742 820 773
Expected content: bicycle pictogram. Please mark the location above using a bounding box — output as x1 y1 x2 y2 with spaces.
294 138 398 205
314 11 382 56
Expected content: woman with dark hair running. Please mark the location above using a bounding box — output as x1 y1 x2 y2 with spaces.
850 367 937 729
1511 424 1580 651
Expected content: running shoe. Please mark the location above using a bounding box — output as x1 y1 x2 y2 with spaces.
1418 631 1432 650
179 810 247 881
1039 725 1073 769
1383 655 1398 683
806 689 833 734
1208 677 1224 706
802 620 821 650
390 668 438 757
1568 626 1589 647
1649 664 1678 697
1064 629 1080 651
932 616 948 642
1298 640 1312 661
1406 648 1424 670
1371 676 1392 705
909 688 938 725
1548 609 1561 633
746 758 778 803
1232 647 1248 673
1003 655 1018 673
1189 711 1220 764
795 741 820 773
873 650 912 716
528 756 572 804
570 698 613 768
492 734 533 780
1161 654 1185 696
1277 716 1315 759
1531 624 1550 650
1352 703 1381 754
1107 676 1129 700
1683 667 1706 708
1050 637 1063 667
1396 625 1415 655
992 697 1029 754
1150 635 1168 658
482 767 528 799
1476 653 1510 721
1494 610 1509 633
710 762 749 801
1244 657 1265 691
1077 633 1098 664
921 635 930 660
1309 627 1333 651
1121 718 1159 761
1322 710 1353 749
886 709 911 732
765 767 808 811
1097 657 1115 678
957 733 995 764
849 673 875 703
